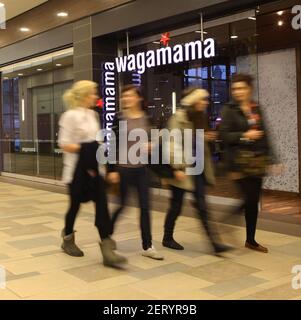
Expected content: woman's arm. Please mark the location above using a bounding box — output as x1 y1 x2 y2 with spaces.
58 112 81 154
258 107 280 165
60 144 81 153
219 105 246 145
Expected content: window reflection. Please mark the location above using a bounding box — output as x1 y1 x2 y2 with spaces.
1 51 73 180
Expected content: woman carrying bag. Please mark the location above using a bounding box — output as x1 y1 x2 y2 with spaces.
220 74 281 253
162 88 231 255
58 80 127 268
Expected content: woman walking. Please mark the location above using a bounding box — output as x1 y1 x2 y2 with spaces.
220 74 280 253
107 85 164 260
162 87 230 255
58 80 127 267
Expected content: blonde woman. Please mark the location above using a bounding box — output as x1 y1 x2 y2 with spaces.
58 80 127 268
163 88 231 255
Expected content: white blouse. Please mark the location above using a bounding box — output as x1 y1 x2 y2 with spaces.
58 107 102 184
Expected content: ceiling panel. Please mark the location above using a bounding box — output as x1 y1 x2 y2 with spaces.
0 0 48 20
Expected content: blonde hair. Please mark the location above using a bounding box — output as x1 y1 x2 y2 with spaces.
181 88 209 107
63 80 98 109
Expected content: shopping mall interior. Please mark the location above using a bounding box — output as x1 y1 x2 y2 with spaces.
0 0 301 302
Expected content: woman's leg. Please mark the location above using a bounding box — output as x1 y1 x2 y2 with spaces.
111 167 130 234
163 186 185 250
239 177 263 244
94 175 128 267
61 185 84 257
94 176 113 240
135 167 152 250
236 177 266 251
135 167 164 260
194 174 229 254
64 186 81 235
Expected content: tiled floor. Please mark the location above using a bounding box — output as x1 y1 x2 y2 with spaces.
0 181 301 300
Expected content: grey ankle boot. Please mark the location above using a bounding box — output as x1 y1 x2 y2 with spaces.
61 230 84 257
99 239 127 267
108 237 117 250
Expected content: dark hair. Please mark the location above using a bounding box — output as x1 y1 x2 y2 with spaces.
231 74 254 88
121 84 147 112
121 84 143 97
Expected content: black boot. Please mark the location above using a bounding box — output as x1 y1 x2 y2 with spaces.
163 237 184 250
162 230 184 250
213 243 233 256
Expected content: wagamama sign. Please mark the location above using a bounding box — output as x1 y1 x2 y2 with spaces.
102 38 216 139
115 38 215 74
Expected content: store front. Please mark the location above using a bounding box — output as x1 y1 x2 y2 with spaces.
0 48 74 181
98 9 258 191
0 0 300 196
96 3 300 195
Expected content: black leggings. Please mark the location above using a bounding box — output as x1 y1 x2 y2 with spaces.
164 174 220 249
110 167 152 251
65 176 112 240
235 176 263 245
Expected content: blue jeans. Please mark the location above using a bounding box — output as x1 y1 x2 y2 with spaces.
111 166 152 250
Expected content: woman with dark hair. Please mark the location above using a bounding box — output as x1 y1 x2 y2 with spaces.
107 85 164 260
220 74 281 253
162 88 231 255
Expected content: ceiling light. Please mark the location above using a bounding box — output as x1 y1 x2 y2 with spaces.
18 73 23 76
20 27 30 32
56 64 62 67
278 20 284 26
231 35 238 39
37 68 43 71
57 12 68 17
248 17 256 20
277 11 284 16
152 41 160 44
0 3 4 7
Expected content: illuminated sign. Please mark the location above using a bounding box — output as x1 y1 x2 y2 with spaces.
101 37 216 134
102 62 117 142
115 38 215 75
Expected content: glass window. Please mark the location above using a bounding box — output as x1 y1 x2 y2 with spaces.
1 51 74 180
211 65 227 80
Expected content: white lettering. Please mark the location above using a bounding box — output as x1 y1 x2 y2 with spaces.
184 40 202 61
157 46 172 65
127 54 136 71
104 62 115 71
114 39 216 74
136 52 146 74
115 56 127 72
173 44 184 63
204 38 215 58
146 50 156 68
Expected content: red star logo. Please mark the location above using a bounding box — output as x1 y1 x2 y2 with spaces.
160 32 171 47
97 99 103 108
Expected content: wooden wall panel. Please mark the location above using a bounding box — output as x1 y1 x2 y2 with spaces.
0 0 134 48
